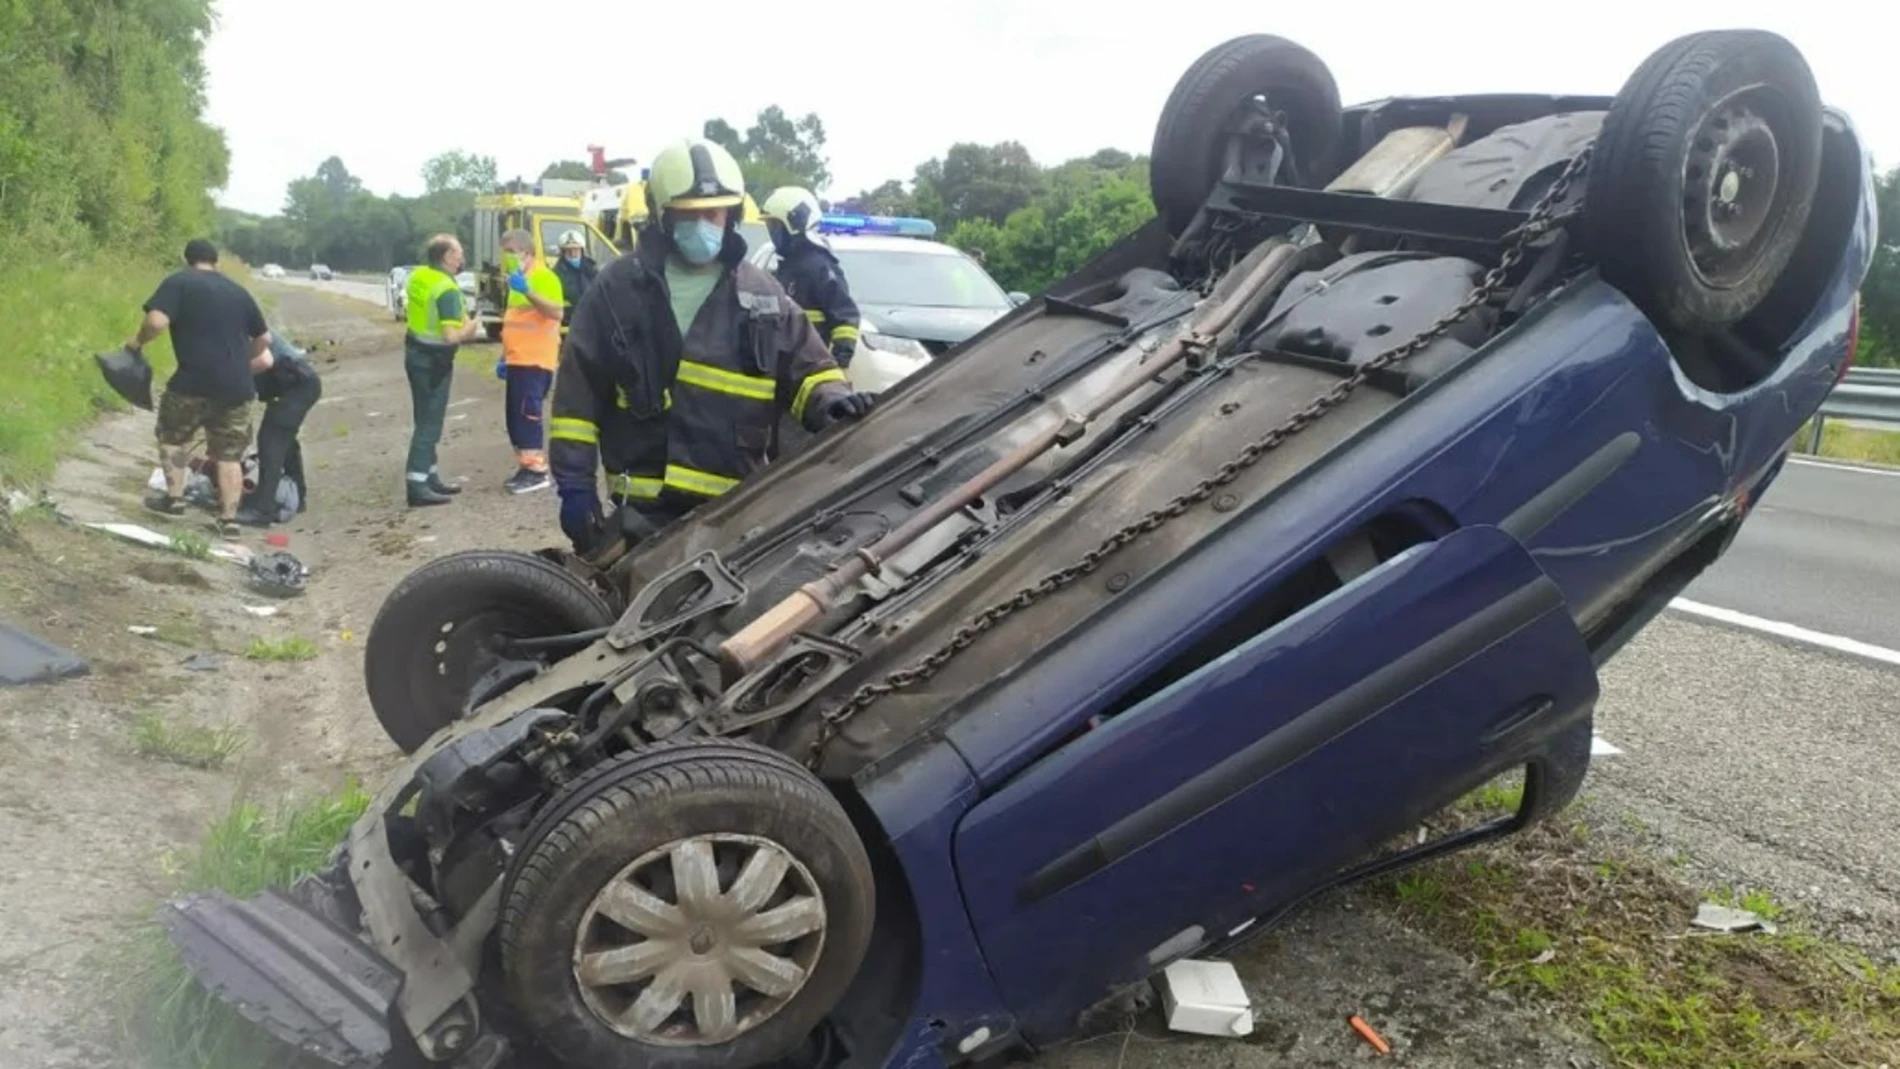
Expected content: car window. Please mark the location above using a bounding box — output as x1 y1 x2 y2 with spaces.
831 247 1012 309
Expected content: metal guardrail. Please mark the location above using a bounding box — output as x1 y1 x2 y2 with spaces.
1806 367 1900 452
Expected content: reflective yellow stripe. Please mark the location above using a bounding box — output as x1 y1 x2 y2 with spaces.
676 360 775 402
829 324 859 343
608 465 743 500
548 417 598 444
614 386 672 411
663 465 739 497
608 473 663 499
791 368 848 422
804 309 824 322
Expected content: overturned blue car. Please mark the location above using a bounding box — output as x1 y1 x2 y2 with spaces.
162 27 1875 1069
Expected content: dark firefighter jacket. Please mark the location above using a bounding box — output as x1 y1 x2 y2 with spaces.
773 238 860 358
552 256 599 328
548 227 853 522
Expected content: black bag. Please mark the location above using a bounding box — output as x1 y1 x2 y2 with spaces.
94 346 155 411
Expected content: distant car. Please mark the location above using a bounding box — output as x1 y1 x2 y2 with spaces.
748 223 1025 392
309 264 333 281
260 263 286 279
387 265 414 321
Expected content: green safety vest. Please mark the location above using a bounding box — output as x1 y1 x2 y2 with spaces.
405 264 464 345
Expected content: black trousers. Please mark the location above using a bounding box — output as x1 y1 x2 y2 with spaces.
245 375 322 516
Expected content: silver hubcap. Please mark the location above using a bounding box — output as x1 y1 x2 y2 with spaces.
572 834 827 1046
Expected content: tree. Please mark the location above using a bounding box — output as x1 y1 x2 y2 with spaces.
702 105 831 195
1856 165 1899 368
541 160 596 182
912 142 1044 228
940 150 1154 294
421 150 498 194
837 180 915 217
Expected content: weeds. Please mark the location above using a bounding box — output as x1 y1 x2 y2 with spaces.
167 528 213 561
244 635 317 662
1385 786 1900 1066
113 782 371 1069
129 711 244 770
1799 418 1900 468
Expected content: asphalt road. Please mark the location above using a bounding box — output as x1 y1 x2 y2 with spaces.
279 273 388 308
1681 457 1900 651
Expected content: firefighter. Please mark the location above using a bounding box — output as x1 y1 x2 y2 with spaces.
761 186 861 366
548 139 876 555
550 229 599 329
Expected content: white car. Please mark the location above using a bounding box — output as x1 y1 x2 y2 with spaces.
260 263 286 279
388 265 414 321
747 226 1025 393
309 263 333 281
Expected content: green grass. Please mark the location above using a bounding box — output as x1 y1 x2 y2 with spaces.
114 782 371 1069
1800 418 1900 467
129 711 245 770
0 252 259 490
0 255 176 487
243 636 317 662
167 527 213 561
1384 786 1900 1066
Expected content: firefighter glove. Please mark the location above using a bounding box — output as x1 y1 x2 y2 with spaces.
821 391 877 427
830 339 855 366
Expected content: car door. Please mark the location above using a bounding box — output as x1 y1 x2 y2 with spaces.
950 523 1600 1042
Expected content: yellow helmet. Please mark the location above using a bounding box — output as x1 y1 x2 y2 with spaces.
645 139 746 217
761 186 824 236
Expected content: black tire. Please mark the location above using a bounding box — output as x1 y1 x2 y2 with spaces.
363 549 615 753
1581 29 1823 333
1149 35 1342 236
499 739 876 1069
484 321 504 342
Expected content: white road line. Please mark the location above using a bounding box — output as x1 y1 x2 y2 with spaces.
1667 598 1900 668
1786 455 1900 479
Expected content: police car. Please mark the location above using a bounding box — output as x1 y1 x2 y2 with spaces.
747 213 1026 393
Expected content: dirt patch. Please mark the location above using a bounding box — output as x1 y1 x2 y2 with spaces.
129 560 213 590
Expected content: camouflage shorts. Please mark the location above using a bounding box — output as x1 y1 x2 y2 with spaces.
155 390 253 462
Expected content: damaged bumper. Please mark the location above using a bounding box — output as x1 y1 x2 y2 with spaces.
158 702 563 1067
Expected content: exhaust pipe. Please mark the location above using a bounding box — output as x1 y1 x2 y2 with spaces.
715 238 1308 681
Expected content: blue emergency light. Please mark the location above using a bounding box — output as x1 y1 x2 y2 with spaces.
815 213 937 239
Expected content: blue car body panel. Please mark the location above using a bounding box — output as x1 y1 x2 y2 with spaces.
854 111 1876 1067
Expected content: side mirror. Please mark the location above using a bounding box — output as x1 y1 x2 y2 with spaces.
1008 291 1030 307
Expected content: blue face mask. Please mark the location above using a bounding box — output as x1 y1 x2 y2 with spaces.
672 219 723 265
564 254 582 267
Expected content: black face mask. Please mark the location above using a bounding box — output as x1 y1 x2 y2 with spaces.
768 222 795 256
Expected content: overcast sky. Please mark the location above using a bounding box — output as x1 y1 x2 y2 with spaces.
204 0 1895 216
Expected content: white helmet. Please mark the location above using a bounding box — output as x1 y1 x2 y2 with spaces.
557 229 585 250
761 186 824 237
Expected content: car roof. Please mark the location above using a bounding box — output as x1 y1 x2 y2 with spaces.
824 234 967 257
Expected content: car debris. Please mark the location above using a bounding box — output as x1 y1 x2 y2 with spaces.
1156 959 1253 1037
1690 902 1779 935
158 27 1872 1069
0 619 90 685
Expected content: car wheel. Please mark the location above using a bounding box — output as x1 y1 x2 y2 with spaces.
499 739 876 1069
1581 29 1823 333
363 549 615 752
485 321 504 342
1149 34 1342 236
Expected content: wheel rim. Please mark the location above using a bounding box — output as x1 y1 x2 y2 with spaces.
1682 87 1786 289
572 833 828 1047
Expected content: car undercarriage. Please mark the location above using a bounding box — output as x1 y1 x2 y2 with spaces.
160 27 1873 1069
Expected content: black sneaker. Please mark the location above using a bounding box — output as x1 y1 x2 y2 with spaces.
427 472 463 496
233 506 275 528
143 492 187 517
504 468 552 495
407 482 454 508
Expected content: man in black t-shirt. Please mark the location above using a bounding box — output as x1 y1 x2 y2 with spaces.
127 239 274 538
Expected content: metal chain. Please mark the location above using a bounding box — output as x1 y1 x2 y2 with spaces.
804 145 1595 769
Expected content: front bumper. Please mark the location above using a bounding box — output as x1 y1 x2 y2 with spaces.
157 693 583 1066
